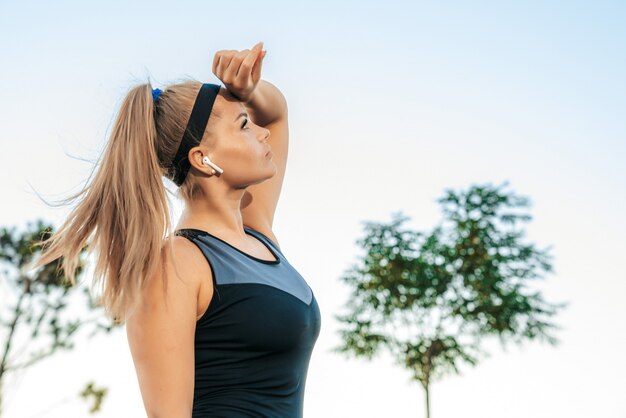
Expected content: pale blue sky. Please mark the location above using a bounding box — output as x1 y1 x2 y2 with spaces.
1 1 625 417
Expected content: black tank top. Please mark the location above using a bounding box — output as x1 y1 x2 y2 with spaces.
174 225 322 418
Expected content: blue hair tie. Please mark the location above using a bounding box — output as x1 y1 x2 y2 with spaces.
152 88 162 102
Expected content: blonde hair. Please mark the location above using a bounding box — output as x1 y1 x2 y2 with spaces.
22 78 220 325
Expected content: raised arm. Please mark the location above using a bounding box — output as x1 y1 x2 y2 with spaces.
240 80 289 236
212 43 290 243
243 78 288 126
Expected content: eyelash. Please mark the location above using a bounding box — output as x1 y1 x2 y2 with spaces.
241 118 249 129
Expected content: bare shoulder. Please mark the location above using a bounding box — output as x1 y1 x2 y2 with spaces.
162 234 212 287
127 234 205 318
124 234 208 416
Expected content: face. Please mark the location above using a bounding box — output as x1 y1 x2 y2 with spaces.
191 88 275 188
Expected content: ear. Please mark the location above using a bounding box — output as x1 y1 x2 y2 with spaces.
188 146 208 174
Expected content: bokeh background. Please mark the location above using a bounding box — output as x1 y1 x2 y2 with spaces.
1 1 625 417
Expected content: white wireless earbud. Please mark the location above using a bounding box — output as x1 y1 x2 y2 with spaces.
202 156 224 175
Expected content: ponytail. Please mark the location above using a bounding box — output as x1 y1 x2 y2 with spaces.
23 78 212 324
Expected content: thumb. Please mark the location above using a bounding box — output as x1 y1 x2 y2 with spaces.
251 50 265 83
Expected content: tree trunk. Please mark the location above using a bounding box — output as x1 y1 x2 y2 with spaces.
0 284 28 418
425 384 430 418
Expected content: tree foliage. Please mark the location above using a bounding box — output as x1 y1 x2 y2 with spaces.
333 181 567 417
0 219 122 416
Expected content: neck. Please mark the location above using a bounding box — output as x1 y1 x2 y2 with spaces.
177 186 248 239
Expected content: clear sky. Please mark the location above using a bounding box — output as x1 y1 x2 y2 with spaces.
1 0 625 417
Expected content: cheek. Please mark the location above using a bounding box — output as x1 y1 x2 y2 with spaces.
219 139 256 163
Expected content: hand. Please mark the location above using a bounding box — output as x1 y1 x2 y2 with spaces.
212 41 267 103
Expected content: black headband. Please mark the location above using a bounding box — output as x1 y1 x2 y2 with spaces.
171 83 221 186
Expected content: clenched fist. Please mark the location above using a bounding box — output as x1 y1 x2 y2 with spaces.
212 41 267 102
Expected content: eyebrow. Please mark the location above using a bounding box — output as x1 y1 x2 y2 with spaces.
234 111 249 122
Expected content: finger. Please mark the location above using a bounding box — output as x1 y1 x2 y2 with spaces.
240 42 263 79
251 49 265 84
213 54 225 77
212 51 223 75
217 51 237 81
224 50 248 81
215 55 230 80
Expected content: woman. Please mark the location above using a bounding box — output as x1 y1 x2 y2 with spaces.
26 41 321 417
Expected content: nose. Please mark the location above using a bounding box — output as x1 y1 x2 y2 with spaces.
260 127 270 143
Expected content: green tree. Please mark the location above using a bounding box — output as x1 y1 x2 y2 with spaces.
0 220 121 417
333 182 567 418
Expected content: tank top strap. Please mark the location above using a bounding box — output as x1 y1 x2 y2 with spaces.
172 228 224 302
243 226 284 257
174 226 313 307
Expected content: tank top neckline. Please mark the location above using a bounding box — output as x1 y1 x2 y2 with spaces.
175 226 281 265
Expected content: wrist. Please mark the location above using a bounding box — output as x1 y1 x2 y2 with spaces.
241 88 260 105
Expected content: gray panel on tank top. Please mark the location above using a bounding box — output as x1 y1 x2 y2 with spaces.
187 228 313 306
